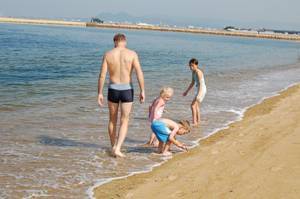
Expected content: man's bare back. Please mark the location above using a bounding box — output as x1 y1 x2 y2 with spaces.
105 47 137 84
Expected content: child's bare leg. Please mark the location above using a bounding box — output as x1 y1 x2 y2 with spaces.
143 133 158 147
191 100 198 125
162 141 172 156
158 141 164 153
197 101 201 124
149 133 156 145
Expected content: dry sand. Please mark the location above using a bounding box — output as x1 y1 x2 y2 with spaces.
94 84 300 199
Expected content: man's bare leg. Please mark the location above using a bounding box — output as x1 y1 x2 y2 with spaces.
108 101 119 151
113 102 133 157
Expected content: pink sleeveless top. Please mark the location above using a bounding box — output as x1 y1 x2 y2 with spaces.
148 98 165 122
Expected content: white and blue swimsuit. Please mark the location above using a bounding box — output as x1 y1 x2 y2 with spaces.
193 71 207 102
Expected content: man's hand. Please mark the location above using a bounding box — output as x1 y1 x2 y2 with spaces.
98 94 104 107
182 91 188 96
139 91 145 104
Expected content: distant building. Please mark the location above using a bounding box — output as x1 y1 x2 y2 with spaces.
91 17 104 23
224 26 238 31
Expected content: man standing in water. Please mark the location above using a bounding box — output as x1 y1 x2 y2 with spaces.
97 33 145 157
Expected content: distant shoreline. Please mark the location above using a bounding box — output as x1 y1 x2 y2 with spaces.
0 17 86 27
1 17 300 41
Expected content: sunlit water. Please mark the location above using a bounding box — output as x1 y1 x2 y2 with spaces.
0 23 300 198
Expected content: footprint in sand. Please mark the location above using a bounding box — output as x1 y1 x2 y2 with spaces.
211 150 219 155
125 192 134 199
171 190 184 198
270 166 283 172
216 141 226 145
167 175 178 181
238 150 246 155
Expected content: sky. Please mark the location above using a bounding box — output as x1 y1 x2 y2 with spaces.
1 0 300 30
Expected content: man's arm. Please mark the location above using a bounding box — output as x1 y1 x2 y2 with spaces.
97 54 108 107
133 52 145 103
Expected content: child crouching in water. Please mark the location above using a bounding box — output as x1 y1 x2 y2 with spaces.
151 118 191 156
146 87 173 146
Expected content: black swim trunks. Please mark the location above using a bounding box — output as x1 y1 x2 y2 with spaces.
107 83 134 103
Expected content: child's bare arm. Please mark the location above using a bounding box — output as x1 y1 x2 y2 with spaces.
183 76 195 96
168 136 188 151
160 118 188 151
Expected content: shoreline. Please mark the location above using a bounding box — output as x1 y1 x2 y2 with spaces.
1 17 300 41
93 83 300 199
0 17 86 27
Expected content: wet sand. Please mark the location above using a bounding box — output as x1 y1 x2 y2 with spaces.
1 17 300 41
94 84 300 199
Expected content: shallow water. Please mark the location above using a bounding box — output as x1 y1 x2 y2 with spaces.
0 23 300 198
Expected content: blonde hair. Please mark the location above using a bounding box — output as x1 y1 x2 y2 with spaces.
160 87 174 98
179 120 191 133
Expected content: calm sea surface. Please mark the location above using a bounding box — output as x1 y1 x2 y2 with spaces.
0 23 300 198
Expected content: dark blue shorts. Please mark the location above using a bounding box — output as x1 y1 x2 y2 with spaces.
108 88 134 103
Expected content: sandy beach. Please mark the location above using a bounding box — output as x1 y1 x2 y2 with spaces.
94 83 300 199
1 17 300 41
0 17 86 27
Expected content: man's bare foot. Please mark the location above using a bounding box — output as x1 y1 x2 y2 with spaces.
162 151 172 156
113 150 126 158
110 146 116 155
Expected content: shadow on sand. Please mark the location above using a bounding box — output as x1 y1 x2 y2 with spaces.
37 135 157 155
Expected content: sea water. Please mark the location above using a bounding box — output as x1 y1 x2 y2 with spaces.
0 23 300 198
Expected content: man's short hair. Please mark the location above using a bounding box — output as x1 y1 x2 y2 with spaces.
113 33 126 43
189 58 198 65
